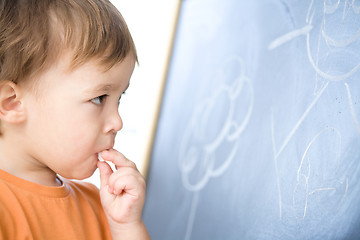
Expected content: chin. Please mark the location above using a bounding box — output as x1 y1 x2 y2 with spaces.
60 155 99 180
73 173 94 180
61 166 97 180
78 167 98 180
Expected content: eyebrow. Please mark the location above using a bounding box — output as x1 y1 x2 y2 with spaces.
87 82 130 94
94 84 113 92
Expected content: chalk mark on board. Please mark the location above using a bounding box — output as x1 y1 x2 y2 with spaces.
269 0 360 219
274 82 329 161
308 187 336 195
345 82 360 135
179 56 253 240
185 192 199 240
292 127 346 219
271 83 329 218
179 55 254 192
271 110 283 219
270 0 360 81
268 25 313 50
306 32 360 82
271 80 355 219
307 0 360 81
322 0 360 47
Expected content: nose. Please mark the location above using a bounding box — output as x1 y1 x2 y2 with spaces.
104 109 123 133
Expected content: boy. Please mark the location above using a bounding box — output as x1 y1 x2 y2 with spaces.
0 0 150 239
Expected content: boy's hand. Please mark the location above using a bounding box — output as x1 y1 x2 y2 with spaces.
97 149 149 239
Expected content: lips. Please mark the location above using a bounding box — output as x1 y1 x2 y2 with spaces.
100 142 115 152
97 145 114 161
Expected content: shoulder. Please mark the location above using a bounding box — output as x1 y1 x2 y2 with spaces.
64 179 100 199
63 179 104 211
66 179 99 192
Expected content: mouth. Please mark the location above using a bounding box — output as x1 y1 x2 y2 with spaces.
97 147 114 162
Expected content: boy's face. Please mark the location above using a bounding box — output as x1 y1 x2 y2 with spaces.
21 54 135 180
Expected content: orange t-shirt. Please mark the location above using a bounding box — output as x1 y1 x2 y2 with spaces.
0 169 112 240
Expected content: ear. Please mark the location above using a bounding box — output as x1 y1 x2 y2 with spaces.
0 81 26 123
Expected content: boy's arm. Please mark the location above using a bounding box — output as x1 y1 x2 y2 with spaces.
106 218 150 239
97 149 151 240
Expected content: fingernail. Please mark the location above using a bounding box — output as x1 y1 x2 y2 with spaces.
101 150 110 159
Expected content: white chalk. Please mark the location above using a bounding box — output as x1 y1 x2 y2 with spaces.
98 152 105 162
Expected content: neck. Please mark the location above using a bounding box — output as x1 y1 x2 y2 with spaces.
0 139 62 187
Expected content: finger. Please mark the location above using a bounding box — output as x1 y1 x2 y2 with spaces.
101 149 137 169
107 167 144 190
97 160 113 189
111 174 146 197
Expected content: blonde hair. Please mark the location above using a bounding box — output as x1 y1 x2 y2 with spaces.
0 0 137 84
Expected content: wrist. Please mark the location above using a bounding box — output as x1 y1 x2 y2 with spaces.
107 218 151 240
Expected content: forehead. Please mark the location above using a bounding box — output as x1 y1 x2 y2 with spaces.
30 54 135 95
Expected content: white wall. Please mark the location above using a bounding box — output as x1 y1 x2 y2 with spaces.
86 0 180 188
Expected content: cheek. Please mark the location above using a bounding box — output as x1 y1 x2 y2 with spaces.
42 115 98 154
29 101 102 154
46 129 98 174
61 122 98 149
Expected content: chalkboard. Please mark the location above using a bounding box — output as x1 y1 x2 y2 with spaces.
142 0 360 239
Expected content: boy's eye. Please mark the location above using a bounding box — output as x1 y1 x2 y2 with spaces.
118 92 126 106
91 95 107 105
118 95 122 105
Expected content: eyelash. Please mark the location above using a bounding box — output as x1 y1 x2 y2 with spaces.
118 93 124 104
91 95 108 105
90 92 126 106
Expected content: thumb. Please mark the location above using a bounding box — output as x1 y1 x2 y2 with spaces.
97 161 113 189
